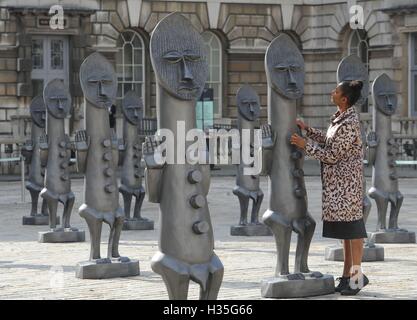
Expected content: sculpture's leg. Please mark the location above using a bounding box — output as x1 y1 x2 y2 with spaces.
46 198 59 230
153 262 190 300
199 254 224 300
120 189 132 220
29 189 40 216
362 196 372 224
250 191 264 224
133 187 146 219
233 189 249 225
41 198 48 216
373 194 389 230
109 215 125 259
293 214 316 274
389 192 403 230
62 194 75 229
262 210 292 275
80 208 103 260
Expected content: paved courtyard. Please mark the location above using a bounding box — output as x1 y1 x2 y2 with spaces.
0 175 416 300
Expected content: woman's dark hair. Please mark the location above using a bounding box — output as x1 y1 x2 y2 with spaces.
338 80 363 107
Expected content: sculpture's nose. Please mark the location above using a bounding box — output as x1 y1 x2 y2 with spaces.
181 58 194 82
249 104 255 114
57 100 64 110
41 113 46 120
134 109 139 118
385 95 393 108
98 81 106 97
288 70 296 86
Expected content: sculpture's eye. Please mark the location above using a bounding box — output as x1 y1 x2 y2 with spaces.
184 54 201 62
242 99 249 105
274 65 287 72
163 51 182 64
101 79 113 85
290 65 302 72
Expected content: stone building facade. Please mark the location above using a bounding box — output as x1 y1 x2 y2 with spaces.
1 0 417 173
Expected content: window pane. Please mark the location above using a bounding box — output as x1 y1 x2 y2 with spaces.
124 44 132 65
31 40 44 69
50 40 63 70
134 66 143 82
132 35 142 48
212 49 219 66
211 66 220 81
133 83 142 97
117 83 123 99
122 31 133 42
414 74 417 115
414 34 417 66
134 49 142 65
124 65 133 82
124 83 133 95
359 41 368 65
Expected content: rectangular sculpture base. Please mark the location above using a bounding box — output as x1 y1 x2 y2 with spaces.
325 245 384 262
23 215 54 226
38 230 85 243
75 259 140 279
368 230 416 244
230 224 272 236
122 219 154 231
261 274 335 298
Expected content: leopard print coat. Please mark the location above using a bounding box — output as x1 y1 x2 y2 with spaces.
305 106 363 222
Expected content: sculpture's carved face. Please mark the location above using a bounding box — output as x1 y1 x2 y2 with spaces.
372 73 397 116
122 90 143 125
337 54 369 108
236 85 260 121
265 34 304 100
30 95 46 128
150 12 208 101
43 79 71 119
80 52 117 109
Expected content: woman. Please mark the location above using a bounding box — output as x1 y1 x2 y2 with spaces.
290 80 369 296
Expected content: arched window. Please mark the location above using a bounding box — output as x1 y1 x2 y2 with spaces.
202 31 222 118
116 30 145 107
348 29 369 112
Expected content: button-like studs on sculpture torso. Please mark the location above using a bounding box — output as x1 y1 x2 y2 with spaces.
59 141 66 148
102 139 111 148
387 138 395 146
389 172 398 180
103 152 112 161
291 151 302 160
105 184 116 193
104 168 113 177
60 174 69 181
188 170 202 184
192 221 209 234
292 169 304 178
294 187 306 198
190 194 206 209
61 162 68 169
388 159 396 167
59 150 67 158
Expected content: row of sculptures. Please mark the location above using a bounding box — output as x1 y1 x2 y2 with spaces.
20 12 415 299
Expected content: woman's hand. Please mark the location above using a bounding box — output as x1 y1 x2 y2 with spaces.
290 133 306 150
296 119 309 132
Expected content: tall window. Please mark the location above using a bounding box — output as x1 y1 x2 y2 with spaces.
349 29 369 112
202 31 222 118
116 30 145 108
410 33 417 117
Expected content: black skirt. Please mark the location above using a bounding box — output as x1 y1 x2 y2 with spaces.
322 218 367 240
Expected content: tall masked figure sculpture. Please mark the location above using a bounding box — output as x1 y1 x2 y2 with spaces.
143 13 223 300
325 54 384 261
21 96 50 225
75 52 139 279
38 79 84 243
367 73 416 243
260 34 334 298
230 84 271 236
119 91 154 230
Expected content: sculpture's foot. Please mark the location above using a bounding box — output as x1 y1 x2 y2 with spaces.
23 214 58 226
230 223 272 236
261 273 334 298
325 244 385 262
38 229 85 243
122 218 154 231
112 256 131 263
368 230 416 244
75 258 139 279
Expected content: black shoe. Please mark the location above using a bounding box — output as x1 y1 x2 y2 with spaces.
335 276 350 293
340 274 369 296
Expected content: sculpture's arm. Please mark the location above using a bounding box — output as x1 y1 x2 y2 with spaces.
21 139 33 164
74 130 89 174
305 126 327 144
260 124 275 176
110 130 119 168
38 134 49 167
366 131 378 166
142 135 165 203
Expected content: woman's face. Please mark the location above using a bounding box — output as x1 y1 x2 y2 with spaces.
331 85 347 107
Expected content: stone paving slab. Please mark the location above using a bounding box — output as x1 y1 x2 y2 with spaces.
0 176 416 300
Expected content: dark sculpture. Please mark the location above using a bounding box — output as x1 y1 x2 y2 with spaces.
230 84 270 236
21 96 49 225
75 52 139 279
260 34 334 298
325 54 384 261
367 73 416 243
38 79 84 243
119 91 154 230
144 12 223 299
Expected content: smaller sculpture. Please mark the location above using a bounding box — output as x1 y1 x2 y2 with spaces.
230 84 270 236
75 52 139 279
21 96 50 225
367 73 415 243
38 79 84 243
119 91 154 230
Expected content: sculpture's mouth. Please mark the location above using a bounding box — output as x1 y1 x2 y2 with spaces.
178 86 199 93
286 88 300 94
